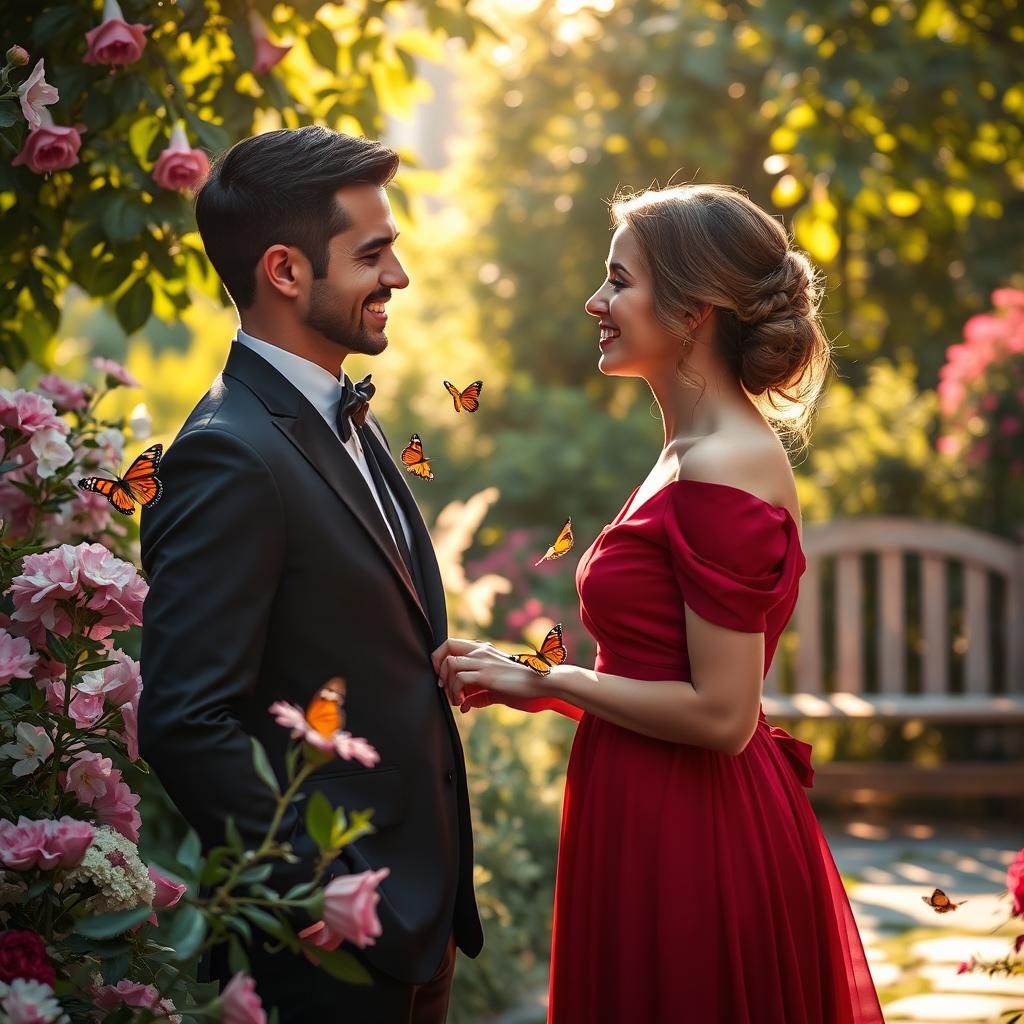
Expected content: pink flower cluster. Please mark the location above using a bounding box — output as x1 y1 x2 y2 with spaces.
269 701 380 767
0 816 94 870
35 375 91 413
93 979 180 1023
60 750 142 843
9 542 147 644
937 288 1024 475
91 357 140 390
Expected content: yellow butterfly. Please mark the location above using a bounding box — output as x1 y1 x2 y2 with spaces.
401 434 435 481
535 517 574 566
443 380 483 413
509 624 568 676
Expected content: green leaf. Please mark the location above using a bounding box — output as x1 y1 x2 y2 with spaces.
176 830 202 875
240 905 291 945
129 115 163 165
301 943 373 985
227 934 250 975
102 195 147 243
224 815 243 853
250 737 280 796
115 278 153 336
77 906 153 938
236 863 273 885
305 790 334 852
0 103 17 129
166 904 206 962
307 20 340 71
77 658 117 673
186 114 230 155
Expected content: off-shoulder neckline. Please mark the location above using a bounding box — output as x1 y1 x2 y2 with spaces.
610 478 801 538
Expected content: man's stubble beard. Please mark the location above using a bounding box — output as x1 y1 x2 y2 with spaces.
304 280 387 356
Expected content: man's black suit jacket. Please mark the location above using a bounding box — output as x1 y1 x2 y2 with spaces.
138 342 482 990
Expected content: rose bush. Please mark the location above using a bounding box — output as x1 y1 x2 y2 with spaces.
0 368 389 1021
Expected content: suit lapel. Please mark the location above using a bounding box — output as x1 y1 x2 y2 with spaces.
363 416 448 643
222 344 430 630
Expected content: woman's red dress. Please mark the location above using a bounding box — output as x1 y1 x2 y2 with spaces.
548 479 884 1023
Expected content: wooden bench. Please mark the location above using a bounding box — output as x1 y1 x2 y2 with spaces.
760 517 1024 798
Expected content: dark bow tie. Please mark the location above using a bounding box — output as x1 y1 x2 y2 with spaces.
337 373 375 443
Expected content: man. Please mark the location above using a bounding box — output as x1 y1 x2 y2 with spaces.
138 126 482 1023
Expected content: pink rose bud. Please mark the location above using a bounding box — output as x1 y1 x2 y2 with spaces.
249 11 291 75
322 868 390 948
149 866 186 909
7 45 30 67
84 0 150 66
17 58 58 129
220 972 267 1024
12 109 83 175
152 121 210 192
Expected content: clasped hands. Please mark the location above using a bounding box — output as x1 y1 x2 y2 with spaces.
431 637 560 714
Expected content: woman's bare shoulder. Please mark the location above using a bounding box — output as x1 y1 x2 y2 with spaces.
670 427 799 518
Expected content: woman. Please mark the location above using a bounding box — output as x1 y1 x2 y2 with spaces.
433 184 884 1023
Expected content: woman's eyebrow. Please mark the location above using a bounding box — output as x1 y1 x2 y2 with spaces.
607 260 633 278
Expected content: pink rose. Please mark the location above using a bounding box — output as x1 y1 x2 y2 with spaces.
16 59 58 129
102 650 143 707
12 112 83 175
118 698 139 762
93 980 180 1023
62 750 114 807
0 816 94 870
83 0 150 66
91 357 140 389
993 288 1024 309
10 543 147 644
1008 848 1024 917
152 122 209 192
0 388 65 436
249 11 291 75
0 629 38 686
318 868 390 949
219 972 266 1024
36 375 90 412
93 771 142 842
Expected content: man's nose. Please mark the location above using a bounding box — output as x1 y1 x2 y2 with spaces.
382 253 410 290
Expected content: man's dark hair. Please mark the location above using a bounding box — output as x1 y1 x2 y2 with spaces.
194 126 399 309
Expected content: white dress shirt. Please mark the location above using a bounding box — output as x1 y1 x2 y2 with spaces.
234 330 414 554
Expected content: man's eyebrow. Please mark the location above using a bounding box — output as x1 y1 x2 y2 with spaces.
354 232 400 256
607 260 632 278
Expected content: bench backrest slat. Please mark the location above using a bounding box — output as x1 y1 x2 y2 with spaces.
775 517 1023 697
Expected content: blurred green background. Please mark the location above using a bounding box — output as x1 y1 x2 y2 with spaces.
4 0 1024 1019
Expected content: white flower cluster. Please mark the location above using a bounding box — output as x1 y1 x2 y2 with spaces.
60 825 153 915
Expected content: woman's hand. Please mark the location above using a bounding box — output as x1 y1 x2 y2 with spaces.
432 637 554 710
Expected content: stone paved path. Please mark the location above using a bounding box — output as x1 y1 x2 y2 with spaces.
488 818 1022 1024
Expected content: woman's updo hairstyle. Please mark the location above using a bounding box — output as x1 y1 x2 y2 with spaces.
610 183 833 450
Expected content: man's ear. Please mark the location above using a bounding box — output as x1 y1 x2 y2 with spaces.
259 244 306 301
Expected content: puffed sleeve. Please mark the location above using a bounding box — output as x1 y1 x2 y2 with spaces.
662 480 806 633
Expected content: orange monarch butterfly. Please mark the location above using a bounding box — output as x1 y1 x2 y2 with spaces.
306 678 347 737
78 443 163 516
401 434 434 481
443 380 483 413
509 623 568 676
921 888 967 914
535 517 574 566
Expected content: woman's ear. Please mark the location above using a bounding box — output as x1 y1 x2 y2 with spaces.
688 303 714 332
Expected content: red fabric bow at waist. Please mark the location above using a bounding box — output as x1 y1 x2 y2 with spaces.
758 713 815 788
